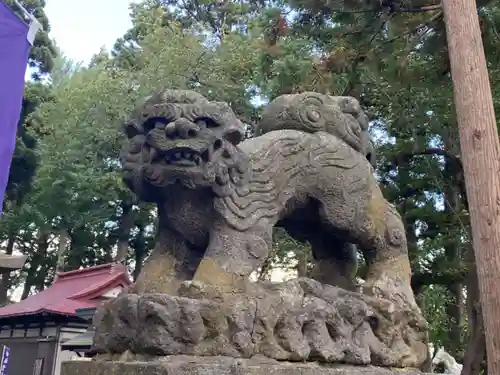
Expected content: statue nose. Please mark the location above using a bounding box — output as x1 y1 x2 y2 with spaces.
165 118 200 139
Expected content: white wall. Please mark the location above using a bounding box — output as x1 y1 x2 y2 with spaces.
52 328 86 375
102 287 122 298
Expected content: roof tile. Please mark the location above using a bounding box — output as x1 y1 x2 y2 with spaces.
0 262 132 318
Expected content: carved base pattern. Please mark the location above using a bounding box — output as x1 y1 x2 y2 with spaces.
93 278 428 368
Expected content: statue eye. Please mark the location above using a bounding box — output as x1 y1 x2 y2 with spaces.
195 117 219 128
143 117 169 133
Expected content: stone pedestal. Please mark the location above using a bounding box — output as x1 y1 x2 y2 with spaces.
61 356 428 375
91 279 428 368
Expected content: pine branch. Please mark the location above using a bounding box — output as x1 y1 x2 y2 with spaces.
412 268 469 291
393 147 461 167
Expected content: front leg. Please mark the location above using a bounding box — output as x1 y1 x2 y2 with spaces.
192 218 273 292
130 227 203 296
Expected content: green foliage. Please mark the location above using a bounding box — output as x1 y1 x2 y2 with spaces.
420 284 468 355
5 0 57 78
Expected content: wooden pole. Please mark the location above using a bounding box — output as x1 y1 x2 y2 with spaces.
442 0 500 373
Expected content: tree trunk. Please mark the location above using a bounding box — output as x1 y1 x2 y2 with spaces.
395 147 419 263
443 2 500 374
296 250 309 277
461 245 486 375
35 272 46 292
21 231 49 300
21 269 34 300
257 256 273 281
133 224 146 281
134 249 145 281
115 202 134 263
395 149 421 306
0 231 16 305
444 133 464 357
56 228 69 274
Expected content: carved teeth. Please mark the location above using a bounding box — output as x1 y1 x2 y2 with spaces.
161 149 202 165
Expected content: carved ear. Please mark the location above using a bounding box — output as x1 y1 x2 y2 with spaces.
366 143 376 167
362 134 376 167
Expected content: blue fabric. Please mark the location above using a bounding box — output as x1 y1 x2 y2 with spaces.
0 0 30 215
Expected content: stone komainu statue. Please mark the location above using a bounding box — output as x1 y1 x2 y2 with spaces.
93 89 428 368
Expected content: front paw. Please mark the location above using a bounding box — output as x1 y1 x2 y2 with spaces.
178 280 237 302
363 277 418 312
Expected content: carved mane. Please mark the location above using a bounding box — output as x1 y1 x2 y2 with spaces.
214 130 364 231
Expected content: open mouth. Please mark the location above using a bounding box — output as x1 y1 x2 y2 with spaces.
152 147 211 167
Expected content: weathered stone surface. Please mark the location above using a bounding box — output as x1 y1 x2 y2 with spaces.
105 89 429 370
121 89 421 308
93 278 427 368
61 355 429 375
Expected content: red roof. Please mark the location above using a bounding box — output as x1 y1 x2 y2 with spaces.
0 263 132 318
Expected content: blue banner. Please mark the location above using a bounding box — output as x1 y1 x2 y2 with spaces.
0 345 10 375
0 0 30 215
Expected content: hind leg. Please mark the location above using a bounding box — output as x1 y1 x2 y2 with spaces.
320 175 417 309
309 232 358 291
359 201 417 308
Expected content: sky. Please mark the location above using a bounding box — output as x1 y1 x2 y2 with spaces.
44 0 136 63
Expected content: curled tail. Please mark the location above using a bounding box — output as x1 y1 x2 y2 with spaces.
258 92 376 166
